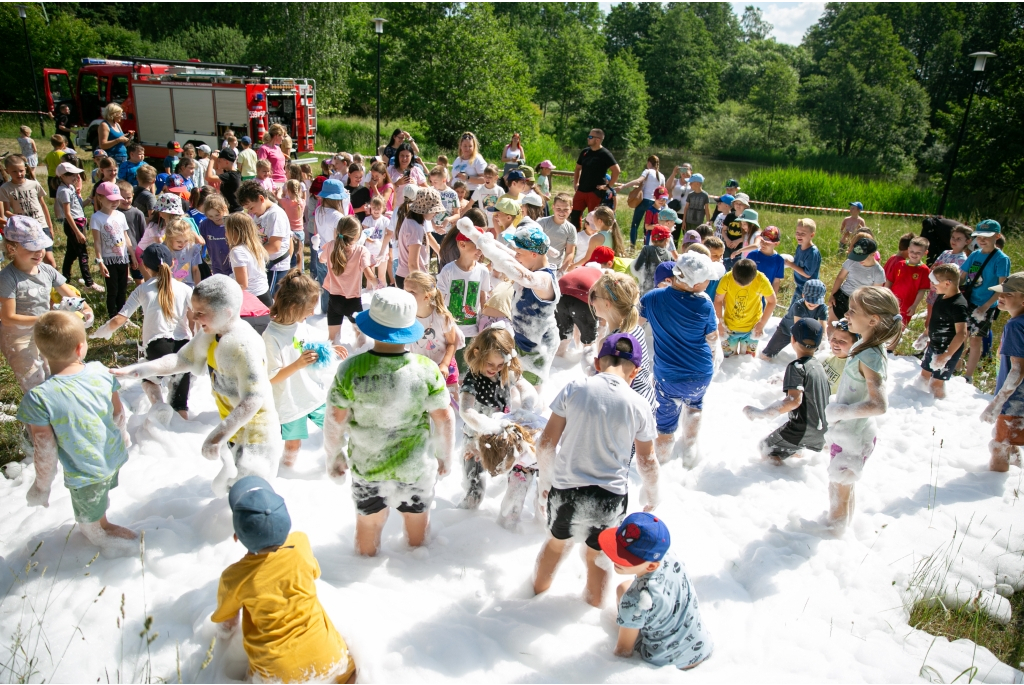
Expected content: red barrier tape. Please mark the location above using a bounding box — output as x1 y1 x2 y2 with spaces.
749 199 938 218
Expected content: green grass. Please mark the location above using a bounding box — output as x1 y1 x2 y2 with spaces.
714 146 888 176
0 114 52 141
910 593 1024 674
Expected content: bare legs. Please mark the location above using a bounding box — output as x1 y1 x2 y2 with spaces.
827 482 855 532
355 509 428 557
964 336 983 381
533 536 609 608
655 408 702 468
281 439 301 468
81 515 138 558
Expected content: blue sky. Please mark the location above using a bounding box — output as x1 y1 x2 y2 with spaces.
731 2 825 45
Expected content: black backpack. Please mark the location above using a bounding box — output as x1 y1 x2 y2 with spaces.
920 216 959 266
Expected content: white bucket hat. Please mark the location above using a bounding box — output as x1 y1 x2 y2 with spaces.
354 288 425 344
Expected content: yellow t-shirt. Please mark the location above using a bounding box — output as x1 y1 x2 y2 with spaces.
822 355 847 395
212 532 348 682
716 271 774 332
44 149 67 176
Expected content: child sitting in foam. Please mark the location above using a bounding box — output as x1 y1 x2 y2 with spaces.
113 275 281 495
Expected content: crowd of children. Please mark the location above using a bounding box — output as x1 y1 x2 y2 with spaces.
1 117 1021 680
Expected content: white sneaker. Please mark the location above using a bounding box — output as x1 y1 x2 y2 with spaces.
89 283 106 293
77 278 85 285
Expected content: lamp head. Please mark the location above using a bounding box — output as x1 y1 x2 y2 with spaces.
969 51 996 72
373 17 386 34
16 4 27 19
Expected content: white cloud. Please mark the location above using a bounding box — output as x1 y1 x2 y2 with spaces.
731 1 825 45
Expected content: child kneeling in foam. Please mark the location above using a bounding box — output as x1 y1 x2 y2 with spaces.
323 288 456 557
600 512 713 670
18 311 136 557
213 476 356 683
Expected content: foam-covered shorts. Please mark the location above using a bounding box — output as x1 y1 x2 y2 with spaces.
351 474 435 516
921 345 963 382
547 485 627 550
517 339 555 386
761 426 825 459
994 415 1024 447
827 437 877 484
655 376 712 434
70 471 119 523
967 307 998 338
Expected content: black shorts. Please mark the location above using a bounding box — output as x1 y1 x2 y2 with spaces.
327 294 363 326
833 290 851 320
762 426 824 459
351 476 434 516
967 307 998 338
547 485 627 550
554 295 598 344
922 344 963 381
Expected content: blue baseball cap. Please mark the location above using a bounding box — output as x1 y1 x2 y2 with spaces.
801 279 826 306
849 201 864 211
791 318 824 349
228 476 291 554
240 135 251 145
599 512 671 565
597 332 643 368
974 219 1001 237
719 194 735 206
689 173 705 184
511 225 550 255
658 207 681 224
506 169 526 183
654 261 676 286
318 179 349 201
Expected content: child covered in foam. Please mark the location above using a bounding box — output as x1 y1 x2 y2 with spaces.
113 275 281 495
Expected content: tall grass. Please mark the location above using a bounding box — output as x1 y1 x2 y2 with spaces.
714 146 885 176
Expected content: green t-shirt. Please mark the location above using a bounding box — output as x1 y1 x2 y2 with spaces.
17 362 128 488
328 351 448 483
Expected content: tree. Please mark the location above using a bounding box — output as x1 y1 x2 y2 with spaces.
740 6 773 42
587 52 650 151
644 5 720 144
604 2 665 64
748 57 798 144
535 23 605 136
689 2 743 64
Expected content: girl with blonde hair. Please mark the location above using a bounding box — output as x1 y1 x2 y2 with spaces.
403 271 464 393
572 206 625 269
226 213 271 306
587 272 655 406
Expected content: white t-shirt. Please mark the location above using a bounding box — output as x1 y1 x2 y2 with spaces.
396 218 428 277
549 373 657 495
89 209 132 264
263 320 331 423
671 178 689 203
470 185 503 227
450 154 486 191
118 277 192 346
436 261 492 337
360 215 388 262
315 206 345 247
410 309 464 366
229 245 269 296
254 203 291 271
640 169 666 200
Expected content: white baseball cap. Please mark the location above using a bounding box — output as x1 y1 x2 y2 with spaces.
56 161 84 176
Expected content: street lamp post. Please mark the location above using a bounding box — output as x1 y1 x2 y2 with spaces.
937 51 996 217
17 5 46 137
373 18 386 158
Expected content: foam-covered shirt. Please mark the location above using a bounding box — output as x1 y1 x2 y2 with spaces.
511 267 560 352
639 287 717 381
996 314 1024 416
617 553 713 669
263 321 331 424
716 271 774 332
829 345 887 451
328 351 448 483
17 362 128 488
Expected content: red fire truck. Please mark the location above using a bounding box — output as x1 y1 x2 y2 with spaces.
42 57 316 157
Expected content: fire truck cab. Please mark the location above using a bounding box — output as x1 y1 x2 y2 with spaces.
42 57 317 157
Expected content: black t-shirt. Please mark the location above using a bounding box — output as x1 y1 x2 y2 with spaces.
55 112 74 140
929 293 969 352
133 189 157 218
347 184 371 222
219 171 242 213
461 371 510 415
779 356 830 447
122 206 147 245
576 146 617 193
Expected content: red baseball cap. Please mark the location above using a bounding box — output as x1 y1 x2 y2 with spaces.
456 226 484 242
591 246 615 265
651 226 672 242
760 225 781 243
653 185 669 199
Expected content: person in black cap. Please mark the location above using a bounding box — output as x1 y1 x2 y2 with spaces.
743 319 830 462
208 148 242 213
212 476 356 682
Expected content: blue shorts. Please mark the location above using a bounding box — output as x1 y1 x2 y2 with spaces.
655 376 712 434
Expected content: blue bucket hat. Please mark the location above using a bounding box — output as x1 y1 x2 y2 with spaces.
801 279 827 306
228 476 291 554
511 225 550 255
689 173 705 184
354 288 425 345
318 179 349 201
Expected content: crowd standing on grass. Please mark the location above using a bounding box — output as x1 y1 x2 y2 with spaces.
0 110 1020 681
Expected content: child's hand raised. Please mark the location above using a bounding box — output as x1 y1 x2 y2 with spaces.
332 345 349 361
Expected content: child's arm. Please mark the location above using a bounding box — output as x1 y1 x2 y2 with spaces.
323 406 351 480
614 627 640 658
826 361 887 421
111 390 130 448
706 329 724 374
456 218 554 296
535 412 567 501
429 405 456 476
408 243 423 270
39 197 54 234
983 355 1023 423
743 388 802 420
426 232 441 257
26 424 58 507
378 230 394 260
973 281 1004 319
112 338 199 380
829 269 849 307
755 294 777 338
934 322 968 371
713 293 726 336
439 325 458 373
191 264 201 286
362 265 378 289
908 288 927 317
232 265 249 290
92 229 110 278
0 297 37 327
269 348 319 385
635 438 659 511
90 313 130 340
771 277 781 294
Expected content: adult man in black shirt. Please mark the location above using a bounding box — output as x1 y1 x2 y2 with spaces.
570 128 620 230
51 103 76 151
212 148 242 213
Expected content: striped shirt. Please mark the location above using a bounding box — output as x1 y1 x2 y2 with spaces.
621 324 656 408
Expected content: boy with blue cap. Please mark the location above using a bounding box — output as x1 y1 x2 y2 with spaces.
214 476 355 683
599 512 713 670
759 278 829 360
961 219 1011 383
680 173 710 241
744 318 830 462
839 201 866 253
323 287 456 556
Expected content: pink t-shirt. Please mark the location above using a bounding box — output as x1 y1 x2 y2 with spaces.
279 195 305 233
369 182 394 212
322 242 371 298
257 145 287 184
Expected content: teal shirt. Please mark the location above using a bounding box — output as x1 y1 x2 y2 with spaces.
17 362 128 488
328 351 448 483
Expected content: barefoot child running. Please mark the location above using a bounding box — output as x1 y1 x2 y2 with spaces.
19 311 136 558
824 286 901 531
322 288 456 556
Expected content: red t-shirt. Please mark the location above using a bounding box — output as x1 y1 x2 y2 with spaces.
887 259 930 313
558 266 602 303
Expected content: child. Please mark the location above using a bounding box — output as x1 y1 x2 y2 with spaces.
828 235 885 335
395 187 444 288
824 286 901 531
322 288 456 556
91 182 138 316
436 154 450 183
279 179 307 271
321 216 375 347
0 216 93 393
133 163 159 219
17 126 38 170
712 194 733 236
884 232 915 274
470 164 503 227
164 218 203 286
981 273 1024 471
1 155 57 268
536 160 554 210
19 311 136 557
782 218 822 302
226 213 272 307
264 270 347 468
839 201 866 252
744 319 830 461
533 333 660 607
207 148 242 213
92 244 194 419
589 272 656 408
255 159 276 196
237 136 258 180
631 225 676 295
54 161 100 291
572 206 626 269
823 319 857 395
748 225 785 293
714 258 777 357
429 166 459 232
199 194 232 276
601 513 712 670
361 195 390 285
639 253 723 466
114 276 282 495
405 271 465 399
537 193 576 273
436 225 491 373
237 180 292 295
43 134 67 198
314 179 351 307
920 264 969 399
885 236 931 348
599 172 618 210
213 476 355 683
680 173 711 238
118 142 146 187
960 220 1010 383
760 279 828 361
703 236 725 302
925 224 971 328
115 180 148 286
164 141 182 174
641 186 669 246
456 218 560 388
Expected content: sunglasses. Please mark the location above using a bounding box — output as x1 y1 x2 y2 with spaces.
461 134 474 140
587 135 601 140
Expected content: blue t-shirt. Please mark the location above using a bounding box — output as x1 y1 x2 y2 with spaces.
996 314 1024 416
117 160 144 186
705 279 720 302
749 250 785 287
17 362 128 488
793 244 822 295
961 249 1011 308
617 553 713 669
639 287 717 380
512 267 560 352
199 218 232 276
163 155 179 173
